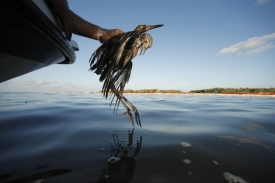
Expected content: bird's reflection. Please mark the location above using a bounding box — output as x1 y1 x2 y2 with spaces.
95 129 142 183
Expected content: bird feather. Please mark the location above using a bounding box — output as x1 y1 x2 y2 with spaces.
89 24 163 126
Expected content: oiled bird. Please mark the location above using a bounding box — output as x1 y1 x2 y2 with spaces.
89 24 164 126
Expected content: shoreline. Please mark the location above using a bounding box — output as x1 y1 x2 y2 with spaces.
123 93 275 97
1 92 275 97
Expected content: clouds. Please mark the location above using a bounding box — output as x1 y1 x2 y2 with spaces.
0 80 93 92
256 0 272 4
217 32 275 56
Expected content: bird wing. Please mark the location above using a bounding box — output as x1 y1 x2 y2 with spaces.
89 31 135 75
114 61 133 92
110 61 133 113
89 31 136 98
102 50 133 99
90 32 153 98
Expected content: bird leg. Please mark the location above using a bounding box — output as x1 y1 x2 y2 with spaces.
119 95 141 126
110 85 141 126
120 96 141 126
110 85 133 124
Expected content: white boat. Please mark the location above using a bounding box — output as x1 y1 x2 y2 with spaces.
0 0 79 82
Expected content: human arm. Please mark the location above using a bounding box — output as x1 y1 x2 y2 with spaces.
68 10 123 42
46 0 123 41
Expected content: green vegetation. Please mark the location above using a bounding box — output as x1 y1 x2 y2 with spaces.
97 88 275 95
189 87 275 94
123 89 183 93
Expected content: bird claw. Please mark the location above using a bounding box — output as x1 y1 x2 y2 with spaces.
121 110 133 124
121 110 141 126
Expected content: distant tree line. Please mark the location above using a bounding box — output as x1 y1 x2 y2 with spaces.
189 87 275 94
123 89 183 93
98 88 275 94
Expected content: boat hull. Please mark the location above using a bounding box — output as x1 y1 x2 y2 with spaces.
0 0 76 82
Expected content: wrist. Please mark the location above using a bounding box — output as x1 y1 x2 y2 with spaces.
98 27 105 43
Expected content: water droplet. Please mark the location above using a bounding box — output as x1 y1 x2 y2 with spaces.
182 151 186 154
223 172 248 183
213 160 219 165
34 180 45 183
108 157 120 163
100 148 104 151
183 159 191 164
181 142 192 147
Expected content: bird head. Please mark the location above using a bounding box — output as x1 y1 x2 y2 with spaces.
134 24 164 34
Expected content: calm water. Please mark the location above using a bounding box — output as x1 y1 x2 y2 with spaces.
0 93 275 183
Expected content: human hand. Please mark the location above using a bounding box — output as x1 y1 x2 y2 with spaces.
46 0 72 40
101 29 124 43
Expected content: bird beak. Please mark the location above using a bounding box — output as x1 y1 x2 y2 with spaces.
146 24 164 31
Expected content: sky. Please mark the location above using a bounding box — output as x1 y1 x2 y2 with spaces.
1 0 275 92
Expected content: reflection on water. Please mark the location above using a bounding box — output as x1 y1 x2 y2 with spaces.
242 121 263 132
0 93 275 182
95 129 142 183
1 169 72 183
218 135 275 151
224 172 248 183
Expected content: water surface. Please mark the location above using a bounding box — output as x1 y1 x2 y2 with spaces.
0 93 275 183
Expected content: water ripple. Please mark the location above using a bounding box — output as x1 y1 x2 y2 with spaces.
1 93 275 182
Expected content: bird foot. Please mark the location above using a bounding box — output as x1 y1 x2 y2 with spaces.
122 110 141 126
